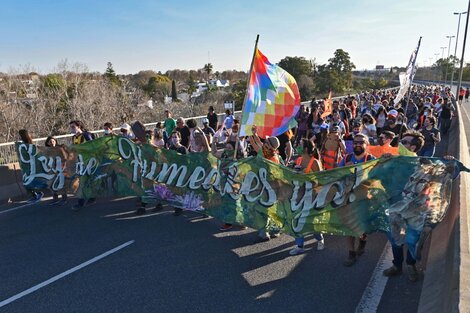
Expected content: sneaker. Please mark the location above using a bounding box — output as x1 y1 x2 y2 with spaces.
407 264 419 282
289 246 305 255
219 223 233 231
357 239 367 256
135 207 146 215
27 192 44 204
258 232 271 242
317 240 325 251
36 192 44 201
71 204 83 212
383 265 403 277
343 251 357 267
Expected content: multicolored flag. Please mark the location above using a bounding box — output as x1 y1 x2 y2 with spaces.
239 48 301 138
321 91 333 118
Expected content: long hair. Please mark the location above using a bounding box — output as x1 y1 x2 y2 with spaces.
19 129 33 144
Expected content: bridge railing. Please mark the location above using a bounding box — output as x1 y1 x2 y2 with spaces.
0 89 401 165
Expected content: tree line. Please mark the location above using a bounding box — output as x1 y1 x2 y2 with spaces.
0 49 395 143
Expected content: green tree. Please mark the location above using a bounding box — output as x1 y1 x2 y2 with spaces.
229 80 247 110
203 63 213 79
171 80 178 101
42 74 66 91
315 64 342 94
277 56 314 79
144 75 171 101
104 62 121 86
296 74 315 101
315 49 356 94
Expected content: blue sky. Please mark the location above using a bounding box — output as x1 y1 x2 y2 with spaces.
0 0 467 74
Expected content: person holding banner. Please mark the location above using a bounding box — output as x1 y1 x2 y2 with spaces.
382 130 425 282
339 133 376 266
70 121 96 211
289 138 325 255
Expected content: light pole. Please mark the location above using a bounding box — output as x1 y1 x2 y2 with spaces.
445 35 455 85
440 47 447 83
450 11 467 88
457 1 470 104
434 53 440 83
429 57 433 81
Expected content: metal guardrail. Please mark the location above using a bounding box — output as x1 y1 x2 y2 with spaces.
0 113 229 165
0 88 399 165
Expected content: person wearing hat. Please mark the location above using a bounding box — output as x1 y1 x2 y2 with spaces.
381 109 407 146
201 118 215 144
249 126 283 241
119 123 135 140
320 123 346 170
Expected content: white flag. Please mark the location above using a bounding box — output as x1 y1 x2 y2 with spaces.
394 38 422 105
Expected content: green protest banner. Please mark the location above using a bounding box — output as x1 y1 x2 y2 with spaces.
16 136 468 238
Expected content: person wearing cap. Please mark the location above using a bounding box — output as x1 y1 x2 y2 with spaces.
201 118 215 143
249 126 282 164
249 126 283 241
381 109 407 146
320 124 345 170
119 123 135 140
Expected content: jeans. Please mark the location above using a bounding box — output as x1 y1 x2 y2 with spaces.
440 118 451 135
418 146 435 157
295 233 323 247
387 228 421 268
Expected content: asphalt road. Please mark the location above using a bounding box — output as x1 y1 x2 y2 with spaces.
1 103 468 313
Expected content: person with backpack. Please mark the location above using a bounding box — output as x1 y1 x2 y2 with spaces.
70 120 95 144
338 133 376 266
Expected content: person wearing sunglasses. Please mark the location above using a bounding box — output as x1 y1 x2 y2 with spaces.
338 133 376 266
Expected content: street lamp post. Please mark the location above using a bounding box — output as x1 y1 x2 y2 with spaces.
457 1 470 104
445 35 455 85
434 53 440 83
450 11 467 89
440 47 447 83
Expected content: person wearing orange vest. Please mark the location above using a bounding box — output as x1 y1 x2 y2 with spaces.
321 125 346 170
368 131 399 157
289 139 325 255
339 133 376 266
249 126 283 241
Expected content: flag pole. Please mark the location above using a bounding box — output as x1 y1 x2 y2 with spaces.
233 34 259 160
399 36 422 139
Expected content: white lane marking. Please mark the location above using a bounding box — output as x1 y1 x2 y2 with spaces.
0 203 34 215
0 240 135 308
355 243 393 313
0 197 56 215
